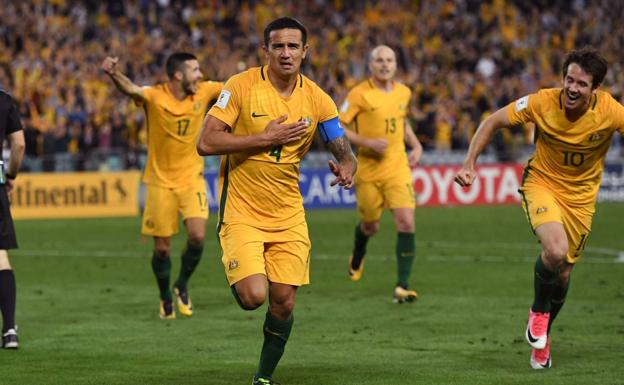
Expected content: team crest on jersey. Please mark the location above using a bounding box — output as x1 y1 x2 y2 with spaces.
228 259 239 271
399 103 406 111
536 207 548 214
589 132 604 142
300 116 313 127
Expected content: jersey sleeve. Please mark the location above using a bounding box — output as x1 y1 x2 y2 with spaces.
6 95 23 134
207 75 243 128
506 92 540 125
201 81 224 102
317 89 339 124
608 96 624 134
339 89 361 126
137 85 156 106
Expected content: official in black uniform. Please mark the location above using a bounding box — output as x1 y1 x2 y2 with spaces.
0 90 25 349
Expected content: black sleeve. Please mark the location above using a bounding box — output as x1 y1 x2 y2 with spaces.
6 96 23 134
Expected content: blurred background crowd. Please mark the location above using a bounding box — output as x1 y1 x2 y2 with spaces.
2 0 624 172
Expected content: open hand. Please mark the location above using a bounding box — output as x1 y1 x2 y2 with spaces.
328 159 355 189
263 115 309 145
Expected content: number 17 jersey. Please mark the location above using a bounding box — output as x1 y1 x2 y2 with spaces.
142 81 222 188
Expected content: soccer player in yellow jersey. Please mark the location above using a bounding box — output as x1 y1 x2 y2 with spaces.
340 45 423 303
455 48 624 369
101 53 222 319
197 17 357 385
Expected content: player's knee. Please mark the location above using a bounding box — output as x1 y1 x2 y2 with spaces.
542 241 568 266
270 298 295 319
361 222 379 236
237 289 266 311
187 232 204 247
395 218 414 233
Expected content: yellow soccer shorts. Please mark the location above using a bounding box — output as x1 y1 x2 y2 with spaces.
355 168 415 223
218 221 311 286
519 181 594 264
141 176 209 237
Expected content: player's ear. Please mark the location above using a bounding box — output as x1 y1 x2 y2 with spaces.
302 44 309 60
262 44 269 60
591 83 601 94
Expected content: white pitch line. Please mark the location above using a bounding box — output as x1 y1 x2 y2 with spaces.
11 249 624 264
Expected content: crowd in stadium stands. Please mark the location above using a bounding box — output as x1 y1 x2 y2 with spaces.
2 0 624 172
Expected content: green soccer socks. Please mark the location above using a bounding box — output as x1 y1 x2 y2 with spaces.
351 224 370 270
151 251 172 301
396 232 415 288
174 241 203 290
548 277 570 334
531 256 559 313
256 310 294 379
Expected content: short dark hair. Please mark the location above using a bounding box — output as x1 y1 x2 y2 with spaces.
562 47 608 88
263 17 307 46
166 52 197 79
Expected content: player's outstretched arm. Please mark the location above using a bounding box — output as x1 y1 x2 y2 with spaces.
101 56 144 102
454 107 511 187
197 114 308 156
404 120 423 166
327 135 357 189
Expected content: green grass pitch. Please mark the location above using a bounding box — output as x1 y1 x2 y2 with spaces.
3 203 624 384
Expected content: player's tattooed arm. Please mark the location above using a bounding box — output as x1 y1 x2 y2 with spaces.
327 135 357 189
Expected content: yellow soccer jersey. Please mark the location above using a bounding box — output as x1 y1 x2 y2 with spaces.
208 66 338 230
340 79 411 182
142 81 222 188
508 88 624 205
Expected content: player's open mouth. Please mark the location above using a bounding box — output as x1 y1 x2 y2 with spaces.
566 92 580 101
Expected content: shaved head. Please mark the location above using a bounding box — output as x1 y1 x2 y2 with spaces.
368 45 397 83
369 45 396 63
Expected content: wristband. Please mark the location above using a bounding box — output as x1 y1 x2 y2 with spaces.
5 173 16 180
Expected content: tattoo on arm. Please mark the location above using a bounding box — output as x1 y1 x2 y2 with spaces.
328 135 357 165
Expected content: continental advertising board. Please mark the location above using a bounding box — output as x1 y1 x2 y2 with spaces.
11 171 141 219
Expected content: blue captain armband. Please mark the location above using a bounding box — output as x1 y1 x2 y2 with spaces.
317 117 344 143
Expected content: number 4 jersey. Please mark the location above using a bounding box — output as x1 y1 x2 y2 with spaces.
207 66 339 230
141 81 223 188
508 88 624 206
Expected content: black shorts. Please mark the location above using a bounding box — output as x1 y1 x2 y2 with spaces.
0 186 17 250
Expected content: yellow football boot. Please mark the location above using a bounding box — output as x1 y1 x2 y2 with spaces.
392 286 418 303
159 300 176 319
348 255 365 281
173 286 193 317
